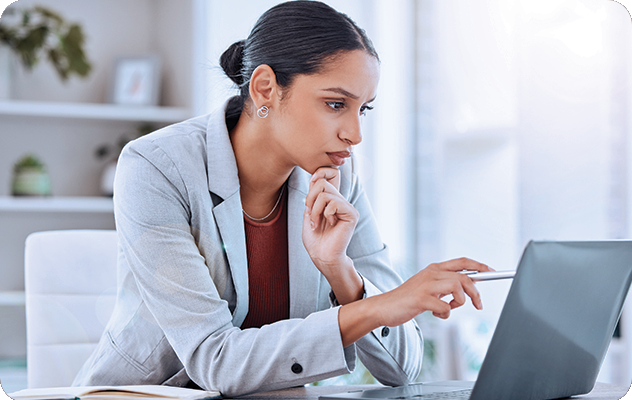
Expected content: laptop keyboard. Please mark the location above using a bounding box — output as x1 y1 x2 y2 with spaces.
388 389 472 399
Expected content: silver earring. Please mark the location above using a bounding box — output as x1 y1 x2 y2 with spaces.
257 105 269 119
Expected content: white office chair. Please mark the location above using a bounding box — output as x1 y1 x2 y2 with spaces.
24 230 118 388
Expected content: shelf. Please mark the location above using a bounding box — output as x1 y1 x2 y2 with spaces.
0 292 25 307
0 196 113 213
0 100 192 123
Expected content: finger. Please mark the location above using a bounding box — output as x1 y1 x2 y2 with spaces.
310 167 339 183
457 274 483 310
309 192 338 229
426 297 451 319
430 276 479 311
439 257 491 273
311 192 356 228
323 201 338 226
323 195 358 224
311 167 341 191
305 179 326 214
303 204 315 231
431 279 464 302
433 310 450 319
448 284 466 310
305 179 339 212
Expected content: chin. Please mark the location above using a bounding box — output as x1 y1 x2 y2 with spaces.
297 157 341 175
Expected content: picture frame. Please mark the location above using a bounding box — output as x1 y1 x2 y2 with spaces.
110 56 161 106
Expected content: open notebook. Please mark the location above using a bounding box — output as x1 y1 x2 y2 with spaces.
7 385 220 400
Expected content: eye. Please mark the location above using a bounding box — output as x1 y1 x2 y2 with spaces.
360 105 374 116
326 101 345 111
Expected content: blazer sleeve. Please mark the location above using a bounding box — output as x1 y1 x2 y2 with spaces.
344 169 424 385
113 140 357 396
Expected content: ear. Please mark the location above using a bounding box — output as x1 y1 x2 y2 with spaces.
249 64 279 108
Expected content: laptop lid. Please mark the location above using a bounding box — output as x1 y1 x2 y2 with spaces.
470 240 632 400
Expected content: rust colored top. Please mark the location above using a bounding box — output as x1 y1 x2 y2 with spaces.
241 188 290 329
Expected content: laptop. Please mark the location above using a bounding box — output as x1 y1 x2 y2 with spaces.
320 240 632 400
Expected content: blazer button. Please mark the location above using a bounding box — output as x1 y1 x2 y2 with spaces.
291 363 303 374
381 327 390 337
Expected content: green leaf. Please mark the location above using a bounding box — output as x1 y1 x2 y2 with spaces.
13 154 46 173
0 26 17 46
65 24 85 46
15 25 48 68
33 6 63 26
61 25 91 77
0 5 92 81
47 48 68 80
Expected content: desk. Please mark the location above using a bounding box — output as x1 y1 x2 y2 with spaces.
232 383 630 400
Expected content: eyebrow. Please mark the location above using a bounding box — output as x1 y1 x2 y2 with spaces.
322 87 359 100
321 87 376 103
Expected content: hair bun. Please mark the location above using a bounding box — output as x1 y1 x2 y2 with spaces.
220 40 246 86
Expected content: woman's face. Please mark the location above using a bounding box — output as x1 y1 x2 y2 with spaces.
270 50 380 174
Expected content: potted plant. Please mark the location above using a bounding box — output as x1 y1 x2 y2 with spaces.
11 154 52 196
0 5 92 97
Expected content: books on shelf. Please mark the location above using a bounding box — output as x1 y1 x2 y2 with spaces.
7 385 221 400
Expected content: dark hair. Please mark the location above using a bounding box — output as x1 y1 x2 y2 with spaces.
220 0 378 118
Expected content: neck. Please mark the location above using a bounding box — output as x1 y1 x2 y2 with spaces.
230 111 294 221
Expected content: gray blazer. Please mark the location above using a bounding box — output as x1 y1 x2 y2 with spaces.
73 100 423 396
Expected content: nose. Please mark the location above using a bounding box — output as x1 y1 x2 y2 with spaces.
339 114 363 146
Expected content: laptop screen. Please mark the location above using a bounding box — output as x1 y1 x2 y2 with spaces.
471 240 632 400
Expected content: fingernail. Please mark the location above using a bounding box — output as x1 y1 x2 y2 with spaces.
310 220 315 230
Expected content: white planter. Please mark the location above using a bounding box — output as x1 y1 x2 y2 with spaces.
12 169 52 196
0 44 13 100
100 161 118 196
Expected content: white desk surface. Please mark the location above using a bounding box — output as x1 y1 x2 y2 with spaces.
230 383 630 400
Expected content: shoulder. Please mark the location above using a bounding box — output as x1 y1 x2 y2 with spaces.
115 113 216 199
126 114 211 162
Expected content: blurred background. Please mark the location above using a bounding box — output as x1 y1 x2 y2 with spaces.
1 0 632 393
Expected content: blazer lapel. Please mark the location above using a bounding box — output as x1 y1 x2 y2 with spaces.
287 167 322 319
205 103 240 200
205 102 249 327
212 193 249 327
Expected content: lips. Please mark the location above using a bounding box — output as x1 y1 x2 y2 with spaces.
327 151 352 166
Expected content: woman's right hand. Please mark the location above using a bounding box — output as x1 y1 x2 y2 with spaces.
338 257 491 347
377 258 491 325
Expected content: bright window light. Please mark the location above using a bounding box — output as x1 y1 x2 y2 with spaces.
519 0 567 19
549 3 606 57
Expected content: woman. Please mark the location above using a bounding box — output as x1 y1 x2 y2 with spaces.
74 1 490 396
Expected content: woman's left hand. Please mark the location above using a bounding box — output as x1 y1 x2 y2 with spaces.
302 167 362 302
